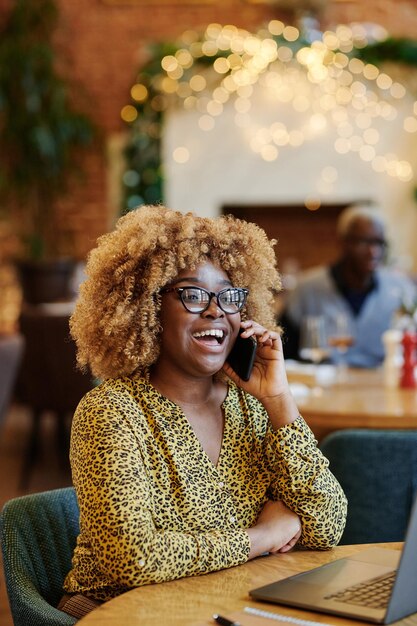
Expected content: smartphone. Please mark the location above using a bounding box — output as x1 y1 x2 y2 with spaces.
226 330 257 381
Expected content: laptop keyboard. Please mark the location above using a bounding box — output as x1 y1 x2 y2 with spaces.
324 571 396 610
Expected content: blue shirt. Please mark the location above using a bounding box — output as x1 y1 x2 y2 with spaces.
283 265 416 368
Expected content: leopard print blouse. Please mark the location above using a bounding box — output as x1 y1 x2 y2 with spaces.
63 376 347 601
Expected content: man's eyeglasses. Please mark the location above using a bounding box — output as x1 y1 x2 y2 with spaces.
347 237 388 250
160 286 249 314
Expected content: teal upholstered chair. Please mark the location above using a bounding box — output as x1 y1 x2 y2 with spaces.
320 429 417 545
1 487 79 626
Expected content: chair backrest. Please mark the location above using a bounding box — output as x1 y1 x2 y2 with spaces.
320 429 417 544
1 487 79 626
16 309 94 413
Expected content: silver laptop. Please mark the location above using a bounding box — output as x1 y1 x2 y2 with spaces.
250 496 417 624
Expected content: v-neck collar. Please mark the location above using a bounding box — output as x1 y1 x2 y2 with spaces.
140 377 235 471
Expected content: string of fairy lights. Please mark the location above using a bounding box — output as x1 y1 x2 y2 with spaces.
120 20 417 211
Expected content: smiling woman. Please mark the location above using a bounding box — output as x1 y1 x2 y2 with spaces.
70 204 279 380
60 204 347 620
156 261 242 385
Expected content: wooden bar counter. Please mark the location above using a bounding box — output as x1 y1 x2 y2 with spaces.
287 366 417 441
77 543 409 626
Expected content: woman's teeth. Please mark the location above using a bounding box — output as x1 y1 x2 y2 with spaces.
193 329 224 344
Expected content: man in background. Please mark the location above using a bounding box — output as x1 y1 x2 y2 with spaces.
279 204 417 368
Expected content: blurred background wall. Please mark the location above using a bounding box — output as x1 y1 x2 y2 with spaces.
1 0 417 274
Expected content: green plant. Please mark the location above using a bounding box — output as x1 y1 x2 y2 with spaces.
0 0 94 260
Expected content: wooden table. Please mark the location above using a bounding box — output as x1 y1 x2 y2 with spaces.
77 543 408 626
288 367 417 441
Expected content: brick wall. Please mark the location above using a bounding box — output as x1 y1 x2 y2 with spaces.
2 0 417 257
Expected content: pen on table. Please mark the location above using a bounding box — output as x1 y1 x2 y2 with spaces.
212 613 241 626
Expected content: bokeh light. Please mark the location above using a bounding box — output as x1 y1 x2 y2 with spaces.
121 18 417 211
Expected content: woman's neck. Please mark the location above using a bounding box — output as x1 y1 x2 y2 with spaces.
149 362 228 467
149 364 221 408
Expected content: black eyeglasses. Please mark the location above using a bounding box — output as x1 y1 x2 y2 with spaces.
347 237 388 250
160 286 249 314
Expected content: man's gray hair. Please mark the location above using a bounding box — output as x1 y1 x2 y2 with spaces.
337 204 386 238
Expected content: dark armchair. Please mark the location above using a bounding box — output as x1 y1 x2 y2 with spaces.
16 305 94 485
320 429 417 544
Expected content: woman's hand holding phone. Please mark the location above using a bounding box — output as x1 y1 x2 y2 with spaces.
222 320 299 429
224 319 286 395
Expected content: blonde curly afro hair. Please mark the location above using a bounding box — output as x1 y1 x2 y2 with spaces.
70 204 281 379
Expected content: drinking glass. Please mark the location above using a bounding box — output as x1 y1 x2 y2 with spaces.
328 313 355 381
299 316 330 365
